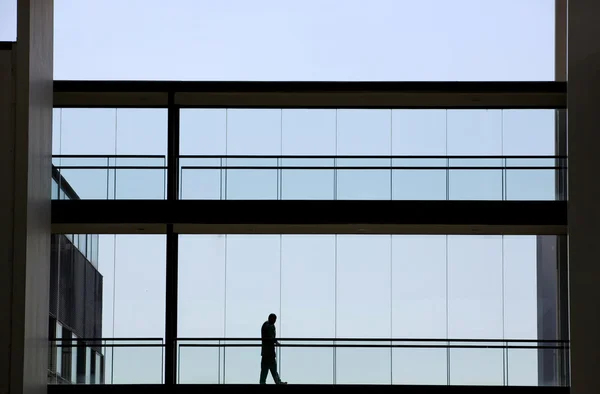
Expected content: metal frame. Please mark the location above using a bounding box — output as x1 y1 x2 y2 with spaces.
53 81 567 109
50 81 570 386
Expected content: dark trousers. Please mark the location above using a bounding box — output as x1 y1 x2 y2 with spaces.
260 356 282 384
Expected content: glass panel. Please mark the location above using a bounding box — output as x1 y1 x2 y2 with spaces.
226 109 281 155
449 345 504 385
448 169 503 200
336 170 391 200
85 347 91 384
507 346 539 386
223 343 259 384
336 235 391 338
180 169 222 199
110 345 163 384
336 344 391 384
115 169 166 199
226 169 278 199
280 235 335 338
51 178 59 199
56 323 63 377
502 110 555 156
111 236 166 339
506 170 555 200
281 169 334 199
178 342 221 384
392 110 447 155
180 109 227 155
392 170 447 200
56 169 109 199
448 236 503 339
58 109 116 155
71 335 78 383
336 109 391 155
503 236 538 340
447 110 502 156
225 236 280 337
281 109 336 155
115 109 168 156
392 345 448 385
279 344 333 384
178 235 226 338
392 236 446 338
52 108 62 155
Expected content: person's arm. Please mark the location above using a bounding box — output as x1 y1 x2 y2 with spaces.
270 325 280 346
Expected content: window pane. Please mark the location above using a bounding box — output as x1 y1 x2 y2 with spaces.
180 109 226 155
115 109 167 156
178 235 225 384
224 235 280 383
58 109 116 154
226 109 281 155
392 110 446 155
502 110 555 156
336 235 391 338
392 235 446 338
281 109 336 155
280 235 335 384
178 235 226 337
447 110 502 156
503 236 538 386
336 110 391 155
449 346 504 385
448 236 503 339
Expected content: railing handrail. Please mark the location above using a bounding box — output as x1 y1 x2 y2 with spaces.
51 154 567 159
52 154 166 159
48 337 164 341
176 337 569 343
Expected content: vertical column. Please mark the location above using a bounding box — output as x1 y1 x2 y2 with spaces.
0 0 53 393
567 1 600 394
165 92 180 384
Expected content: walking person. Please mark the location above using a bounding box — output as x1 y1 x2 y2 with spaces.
259 313 287 384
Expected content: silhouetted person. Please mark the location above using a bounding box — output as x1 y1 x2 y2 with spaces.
259 313 287 384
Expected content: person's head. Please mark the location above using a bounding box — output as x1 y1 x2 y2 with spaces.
268 313 277 324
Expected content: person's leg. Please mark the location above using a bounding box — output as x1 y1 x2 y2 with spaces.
269 359 285 384
259 358 269 384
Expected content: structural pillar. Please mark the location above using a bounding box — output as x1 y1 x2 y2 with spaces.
567 1 600 394
0 1 54 394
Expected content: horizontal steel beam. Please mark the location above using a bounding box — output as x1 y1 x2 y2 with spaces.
51 200 567 235
48 383 570 393
53 81 567 109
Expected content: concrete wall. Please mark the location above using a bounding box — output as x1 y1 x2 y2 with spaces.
567 1 600 394
0 43 17 394
0 0 53 393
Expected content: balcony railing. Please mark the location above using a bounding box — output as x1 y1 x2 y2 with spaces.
48 338 164 385
177 337 569 386
51 155 566 201
47 337 569 386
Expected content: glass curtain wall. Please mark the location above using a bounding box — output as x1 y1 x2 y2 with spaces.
178 234 562 385
179 109 558 201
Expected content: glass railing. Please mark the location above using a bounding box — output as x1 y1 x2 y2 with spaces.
181 155 566 201
47 337 568 385
51 155 566 201
177 338 569 386
48 338 164 384
52 155 168 200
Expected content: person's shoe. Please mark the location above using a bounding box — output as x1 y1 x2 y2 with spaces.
279 381 288 385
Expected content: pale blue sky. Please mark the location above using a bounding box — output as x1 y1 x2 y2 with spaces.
46 0 561 386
